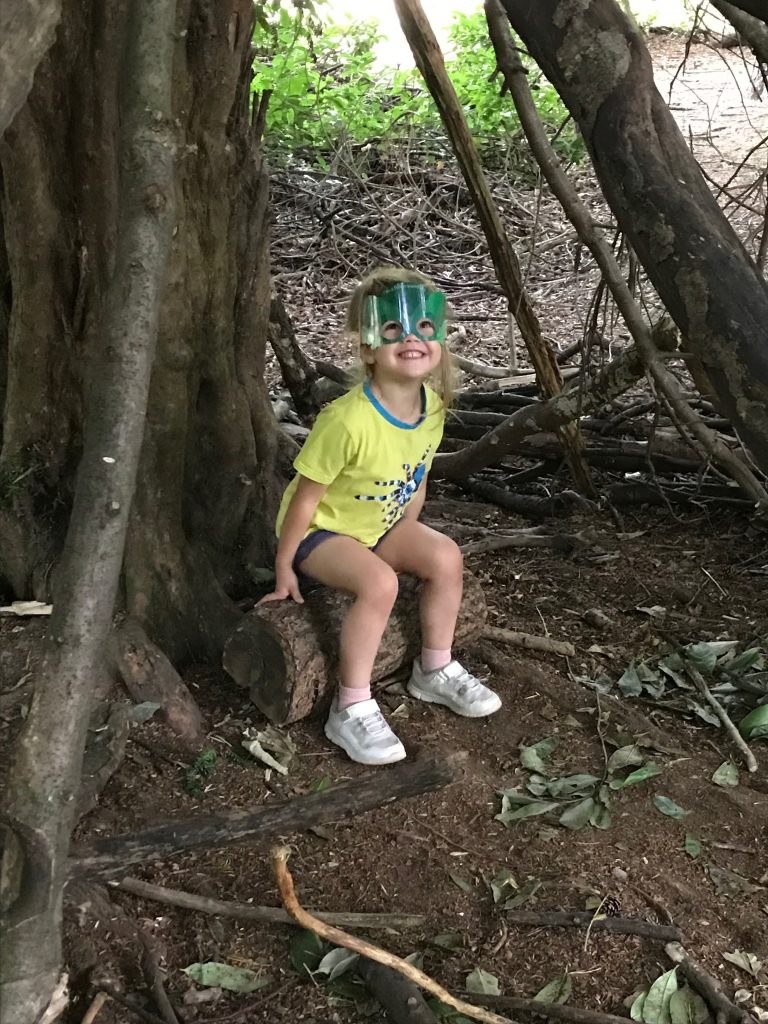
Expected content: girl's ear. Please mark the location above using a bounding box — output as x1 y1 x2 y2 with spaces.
361 344 377 365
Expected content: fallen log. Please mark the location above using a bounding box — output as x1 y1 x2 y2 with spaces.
67 750 466 880
224 569 486 725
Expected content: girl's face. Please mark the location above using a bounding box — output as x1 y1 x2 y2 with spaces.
364 333 443 383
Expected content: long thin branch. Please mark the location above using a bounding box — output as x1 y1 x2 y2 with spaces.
393 0 593 495
115 876 426 930
271 846 515 1024
709 0 768 64
484 0 768 509
665 942 760 1024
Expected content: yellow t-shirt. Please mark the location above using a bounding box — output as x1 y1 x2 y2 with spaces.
277 382 445 547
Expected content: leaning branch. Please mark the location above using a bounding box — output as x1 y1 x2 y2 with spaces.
709 0 768 64
392 0 593 495
484 0 768 509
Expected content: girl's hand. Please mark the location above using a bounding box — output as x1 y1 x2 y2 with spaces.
258 565 304 606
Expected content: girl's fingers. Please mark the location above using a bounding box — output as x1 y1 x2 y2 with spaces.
257 588 287 606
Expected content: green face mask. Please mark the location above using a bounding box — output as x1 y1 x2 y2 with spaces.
361 283 447 348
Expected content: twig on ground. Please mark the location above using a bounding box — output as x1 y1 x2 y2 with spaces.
483 626 575 658
116 876 426 930
80 992 109 1024
665 942 759 1024
461 530 593 556
271 845 514 1024
465 994 641 1024
503 909 680 941
139 931 180 1024
661 633 758 773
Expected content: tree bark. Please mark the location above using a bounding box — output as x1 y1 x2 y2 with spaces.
67 750 466 879
392 0 593 496
708 0 768 64
223 569 487 724
500 0 768 477
0 0 62 136
0 0 177 1018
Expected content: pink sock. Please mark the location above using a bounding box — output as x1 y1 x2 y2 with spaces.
337 685 372 710
421 647 452 672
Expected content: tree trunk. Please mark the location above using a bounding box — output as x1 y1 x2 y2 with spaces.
0 0 282 1018
0 1 62 136
0 0 177 1016
500 0 768 476
223 569 487 724
0 0 282 650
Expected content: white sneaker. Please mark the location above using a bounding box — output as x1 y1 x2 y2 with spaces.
324 698 406 765
408 660 501 718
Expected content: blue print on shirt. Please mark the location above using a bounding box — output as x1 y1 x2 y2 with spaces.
355 448 431 528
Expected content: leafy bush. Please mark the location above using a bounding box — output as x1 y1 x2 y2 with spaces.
250 2 585 172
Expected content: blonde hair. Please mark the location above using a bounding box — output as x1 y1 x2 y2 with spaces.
346 266 454 411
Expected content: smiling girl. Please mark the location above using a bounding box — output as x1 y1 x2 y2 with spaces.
260 268 501 764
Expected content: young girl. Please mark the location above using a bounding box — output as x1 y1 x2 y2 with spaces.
261 268 501 765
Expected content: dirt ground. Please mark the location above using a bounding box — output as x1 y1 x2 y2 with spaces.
2 28 768 1024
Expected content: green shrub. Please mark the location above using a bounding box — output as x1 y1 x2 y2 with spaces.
251 2 585 172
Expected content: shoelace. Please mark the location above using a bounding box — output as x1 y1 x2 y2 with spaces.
441 667 483 699
355 710 390 739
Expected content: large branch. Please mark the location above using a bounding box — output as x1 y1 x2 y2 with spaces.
432 336 669 480
0 0 177 1017
501 0 768 479
708 0 768 63
392 0 593 496
0 0 61 137
67 751 465 880
715 0 768 24
482 0 768 508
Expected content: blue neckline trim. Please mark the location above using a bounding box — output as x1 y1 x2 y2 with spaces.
363 381 426 430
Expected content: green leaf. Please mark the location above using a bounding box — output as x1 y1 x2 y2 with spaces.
722 950 763 978
466 968 501 996
504 880 542 910
449 872 474 893
738 705 768 740
432 932 463 951
317 947 359 981
684 834 701 858
290 928 325 975
654 795 689 820
183 961 272 993
489 868 518 904
309 776 333 793
642 968 678 1024
496 799 560 826
727 648 764 674
686 641 737 675
630 993 648 1022
669 987 709 1024
607 744 645 773
618 662 644 696
534 974 572 1005
404 951 424 970
546 774 599 798
610 763 661 790
559 797 596 830
520 736 559 773
428 998 474 1022
712 761 739 787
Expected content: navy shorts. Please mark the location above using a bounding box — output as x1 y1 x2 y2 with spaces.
293 526 395 580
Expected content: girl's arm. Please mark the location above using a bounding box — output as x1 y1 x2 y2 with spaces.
259 476 328 605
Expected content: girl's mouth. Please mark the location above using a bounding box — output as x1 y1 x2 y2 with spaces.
398 350 425 360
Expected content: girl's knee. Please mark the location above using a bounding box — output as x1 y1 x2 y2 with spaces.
431 535 463 579
360 564 399 608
